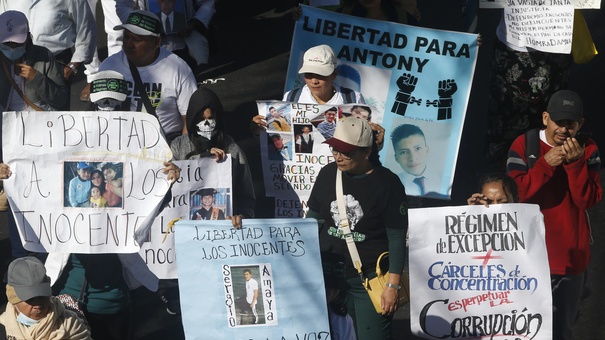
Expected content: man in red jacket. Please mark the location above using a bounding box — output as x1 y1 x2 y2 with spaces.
507 90 602 340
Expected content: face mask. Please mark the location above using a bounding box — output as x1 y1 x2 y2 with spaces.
0 44 26 61
94 98 122 111
196 119 216 140
16 311 40 326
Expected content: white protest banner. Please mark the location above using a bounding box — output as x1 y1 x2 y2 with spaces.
480 0 600 9
408 203 552 339
139 157 233 278
2 110 172 253
174 218 330 340
286 6 479 200
504 1 575 53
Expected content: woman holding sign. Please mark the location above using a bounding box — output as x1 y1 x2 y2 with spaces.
307 117 408 339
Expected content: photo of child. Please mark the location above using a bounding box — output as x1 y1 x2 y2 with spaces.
67 162 93 207
64 161 124 208
89 185 107 208
102 163 123 208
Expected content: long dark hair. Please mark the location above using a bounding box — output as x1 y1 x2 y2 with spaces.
91 169 106 195
185 88 226 159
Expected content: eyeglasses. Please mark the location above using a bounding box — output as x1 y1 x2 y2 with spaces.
329 146 355 160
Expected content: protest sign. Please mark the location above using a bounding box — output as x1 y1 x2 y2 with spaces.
283 5 479 200
139 157 233 278
480 0 600 9
503 1 575 53
258 101 384 217
174 218 330 340
2 110 172 253
408 203 552 339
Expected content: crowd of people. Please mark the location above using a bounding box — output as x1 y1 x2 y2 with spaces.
0 1 602 340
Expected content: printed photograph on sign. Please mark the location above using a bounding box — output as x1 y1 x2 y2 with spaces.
267 133 293 162
294 124 315 154
63 161 124 208
228 265 268 326
384 117 452 199
189 187 230 220
266 104 292 132
146 0 187 35
311 106 338 141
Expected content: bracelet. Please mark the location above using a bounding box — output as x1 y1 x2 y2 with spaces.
385 282 401 290
66 63 78 75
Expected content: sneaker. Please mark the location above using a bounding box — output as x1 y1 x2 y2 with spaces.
160 294 180 315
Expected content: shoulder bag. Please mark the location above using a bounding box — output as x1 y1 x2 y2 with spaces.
335 169 410 314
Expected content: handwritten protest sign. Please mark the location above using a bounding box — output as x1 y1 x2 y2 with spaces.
480 0 600 9
504 1 575 53
139 157 233 278
258 101 385 217
408 203 552 339
280 6 478 202
2 111 172 253
174 218 330 340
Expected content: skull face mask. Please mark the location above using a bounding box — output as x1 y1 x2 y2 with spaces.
94 98 122 111
196 119 216 140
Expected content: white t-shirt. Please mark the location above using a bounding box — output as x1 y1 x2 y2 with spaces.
282 84 365 105
245 278 259 305
99 48 198 134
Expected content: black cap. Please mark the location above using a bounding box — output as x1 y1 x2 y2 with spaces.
546 90 583 122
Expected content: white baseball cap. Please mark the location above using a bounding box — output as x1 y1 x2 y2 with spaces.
297 44 337 77
90 70 129 103
0 11 29 44
114 10 161 37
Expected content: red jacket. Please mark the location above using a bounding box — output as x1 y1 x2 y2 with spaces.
507 131 602 275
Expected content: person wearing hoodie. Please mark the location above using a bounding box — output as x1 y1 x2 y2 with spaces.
170 87 256 227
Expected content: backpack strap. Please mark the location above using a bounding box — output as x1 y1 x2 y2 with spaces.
525 128 540 169
341 87 355 104
285 87 302 102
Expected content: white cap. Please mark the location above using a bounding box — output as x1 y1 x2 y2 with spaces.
324 117 373 153
0 11 28 44
114 10 161 37
90 70 128 103
297 44 337 77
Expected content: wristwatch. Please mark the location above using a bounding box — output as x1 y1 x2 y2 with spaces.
385 282 402 290
66 63 78 75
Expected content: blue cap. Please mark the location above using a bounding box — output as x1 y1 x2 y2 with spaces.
77 162 92 170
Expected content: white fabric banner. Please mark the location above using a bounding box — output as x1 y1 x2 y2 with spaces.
409 203 552 339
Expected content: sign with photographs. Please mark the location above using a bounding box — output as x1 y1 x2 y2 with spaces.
257 101 384 217
139 157 233 278
2 110 172 253
282 6 479 203
174 218 330 339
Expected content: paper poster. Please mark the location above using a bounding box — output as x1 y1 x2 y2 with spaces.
2 110 172 253
504 1 575 53
408 203 552 339
285 5 479 200
146 0 188 34
174 218 330 339
480 0 600 9
257 101 386 217
139 157 233 278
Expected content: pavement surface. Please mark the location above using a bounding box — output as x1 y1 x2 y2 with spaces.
1 0 605 339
